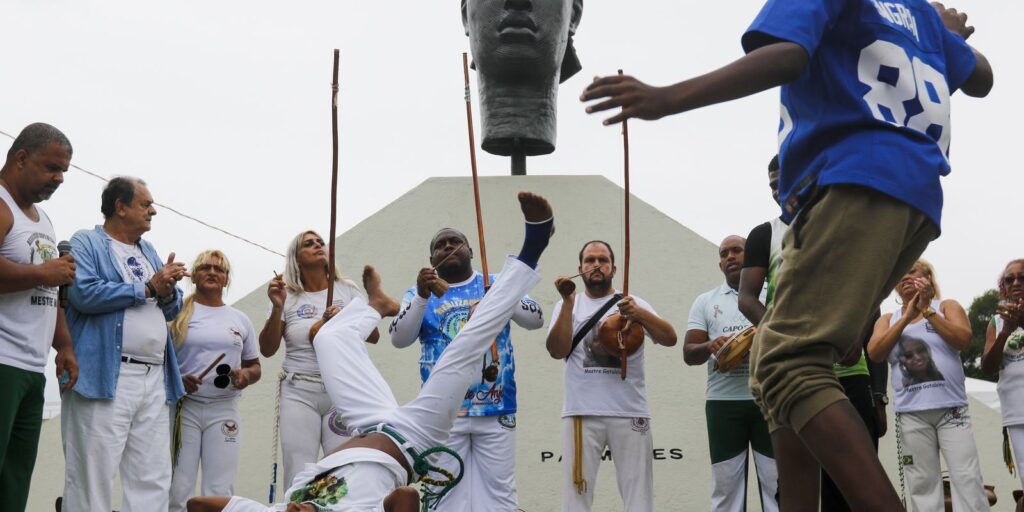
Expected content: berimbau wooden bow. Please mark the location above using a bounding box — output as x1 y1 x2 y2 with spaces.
463 52 500 380
326 49 340 310
618 69 632 380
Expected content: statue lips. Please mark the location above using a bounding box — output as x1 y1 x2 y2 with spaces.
498 12 538 43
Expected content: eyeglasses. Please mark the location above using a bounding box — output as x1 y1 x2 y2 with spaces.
213 363 232 389
302 238 326 248
1003 274 1024 286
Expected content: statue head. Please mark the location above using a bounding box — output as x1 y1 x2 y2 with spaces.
462 0 583 157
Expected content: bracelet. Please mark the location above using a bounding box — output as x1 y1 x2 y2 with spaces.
145 281 157 298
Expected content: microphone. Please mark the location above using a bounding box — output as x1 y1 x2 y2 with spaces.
58 240 72 309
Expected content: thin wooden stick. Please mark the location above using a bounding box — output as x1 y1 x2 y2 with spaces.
327 49 340 310
618 69 632 381
431 242 466 271
463 52 490 288
619 69 630 298
567 266 602 280
198 353 227 380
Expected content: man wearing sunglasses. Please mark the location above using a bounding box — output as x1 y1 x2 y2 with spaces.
188 191 553 512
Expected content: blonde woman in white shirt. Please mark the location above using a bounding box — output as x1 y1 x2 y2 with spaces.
867 259 987 511
169 250 261 512
259 231 378 494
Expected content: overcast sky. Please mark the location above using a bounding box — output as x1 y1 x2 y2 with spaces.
2 0 1019 311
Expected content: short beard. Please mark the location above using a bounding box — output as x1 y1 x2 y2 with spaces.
584 278 613 296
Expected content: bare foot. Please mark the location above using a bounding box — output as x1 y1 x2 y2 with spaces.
517 191 554 226
363 265 400 317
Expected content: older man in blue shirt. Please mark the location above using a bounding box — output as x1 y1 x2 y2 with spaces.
61 176 189 512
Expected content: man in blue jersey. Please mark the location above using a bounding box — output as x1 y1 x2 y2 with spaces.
581 2 992 510
387 228 543 511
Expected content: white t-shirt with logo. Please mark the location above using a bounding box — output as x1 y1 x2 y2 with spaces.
888 301 968 414
278 280 364 374
687 282 763 400
995 317 1024 426
175 303 259 401
551 291 657 418
109 238 167 364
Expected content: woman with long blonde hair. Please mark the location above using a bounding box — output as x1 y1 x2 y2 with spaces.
168 250 261 512
259 230 379 495
867 259 987 511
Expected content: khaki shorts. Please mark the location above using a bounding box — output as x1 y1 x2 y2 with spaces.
749 185 936 432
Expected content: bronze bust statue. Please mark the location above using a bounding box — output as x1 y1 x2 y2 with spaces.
462 0 583 174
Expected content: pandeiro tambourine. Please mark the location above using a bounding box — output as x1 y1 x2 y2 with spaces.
713 326 756 373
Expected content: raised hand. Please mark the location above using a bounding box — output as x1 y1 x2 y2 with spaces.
554 276 576 299
581 74 671 125
151 252 189 297
416 267 439 299
932 2 975 39
267 274 286 309
997 298 1024 333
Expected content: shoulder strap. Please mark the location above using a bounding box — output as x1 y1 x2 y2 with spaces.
566 293 623 362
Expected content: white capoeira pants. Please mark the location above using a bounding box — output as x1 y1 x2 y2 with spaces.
561 416 654 512
225 256 540 510
61 362 171 512
1009 425 1024 491
169 396 242 512
710 450 778 512
899 406 990 512
437 415 518 511
278 375 349 485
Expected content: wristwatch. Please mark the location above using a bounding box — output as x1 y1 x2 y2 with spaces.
923 307 936 319
873 393 889 406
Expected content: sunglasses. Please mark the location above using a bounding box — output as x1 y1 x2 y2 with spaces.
195 263 226 274
302 238 326 248
1004 274 1024 286
213 363 232 389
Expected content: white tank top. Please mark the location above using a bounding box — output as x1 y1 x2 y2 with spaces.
0 185 58 373
888 301 968 413
994 317 1024 426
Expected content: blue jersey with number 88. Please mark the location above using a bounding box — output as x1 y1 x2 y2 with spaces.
743 0 976 227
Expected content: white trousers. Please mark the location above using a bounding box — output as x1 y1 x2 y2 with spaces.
169 396 242 512
437 415 518 511
315 256 540 457
61 362 171 512
899 406 990 512
278 376 349 485
710 450 779 512
560 416 654 512
1008 425 1024 492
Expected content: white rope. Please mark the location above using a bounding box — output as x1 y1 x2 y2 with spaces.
269 370 324 503
895 411 907 508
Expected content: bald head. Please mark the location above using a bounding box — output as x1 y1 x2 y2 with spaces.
718 235 745 288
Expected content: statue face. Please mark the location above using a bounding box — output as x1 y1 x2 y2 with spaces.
463 0 581 84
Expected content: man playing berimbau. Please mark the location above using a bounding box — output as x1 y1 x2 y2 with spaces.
387 226 544 511
187 191 554 512
546 240 676 512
